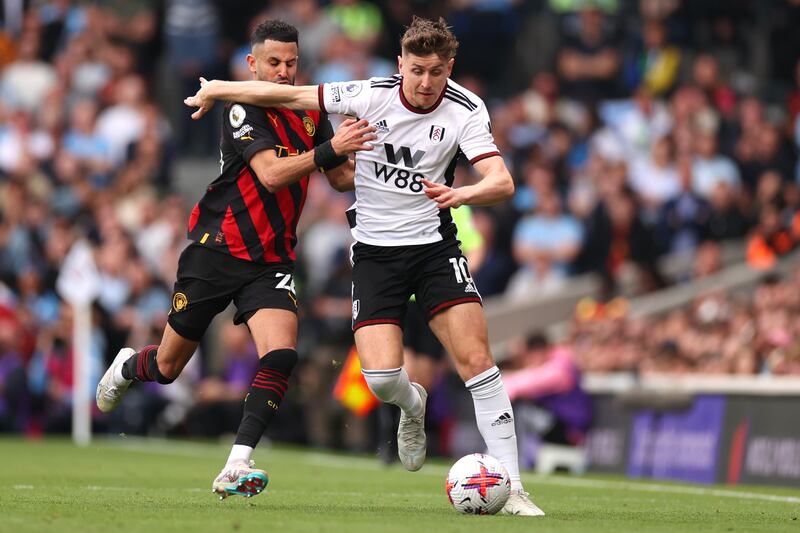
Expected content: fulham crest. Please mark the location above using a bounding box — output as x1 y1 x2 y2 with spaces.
429 125 446 144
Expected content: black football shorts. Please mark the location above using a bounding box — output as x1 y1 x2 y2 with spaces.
350 238 482 331
167 243 297 341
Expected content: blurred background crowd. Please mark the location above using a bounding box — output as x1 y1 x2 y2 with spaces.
1 0 800 457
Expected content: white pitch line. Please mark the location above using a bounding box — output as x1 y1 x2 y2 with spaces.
301 454 800 505
6 484 434 500
32 440 800 506
529 476 800 504
84 485 135 491
7 478 799 505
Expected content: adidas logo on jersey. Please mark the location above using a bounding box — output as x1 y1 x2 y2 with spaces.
464 281 478 294
491 412 513 426
374 119 390 134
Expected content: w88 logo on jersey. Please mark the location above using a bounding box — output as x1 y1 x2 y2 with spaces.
372 142 428 193
374 162 425 192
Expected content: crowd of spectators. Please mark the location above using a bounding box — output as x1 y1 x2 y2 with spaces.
1 0 800 449
565 268 800 376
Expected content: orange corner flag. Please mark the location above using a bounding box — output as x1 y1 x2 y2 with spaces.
333 346 380 417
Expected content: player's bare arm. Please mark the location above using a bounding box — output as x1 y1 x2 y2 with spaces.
185 77 320 119
250 118 375 193
421 155 514 209
324 159 356 192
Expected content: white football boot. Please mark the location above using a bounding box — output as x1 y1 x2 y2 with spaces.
212 460 269 500
397 382 427 471
96 347 136 413
500 489 546 516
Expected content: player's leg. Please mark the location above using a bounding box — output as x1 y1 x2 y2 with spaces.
221 309 297 465
428 303 544 516
371 301 443 466
355 324 417 408
355 324 426 471
350 242 426 470
96 244 232 413
428 303 517 470
416 240 543 516
95 324 197 413
213 265 299 499
374 298 442 461
127 324 199 380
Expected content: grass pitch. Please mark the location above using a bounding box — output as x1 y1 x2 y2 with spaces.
1 437 799 532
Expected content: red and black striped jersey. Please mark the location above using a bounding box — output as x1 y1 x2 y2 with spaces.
186 102 335 263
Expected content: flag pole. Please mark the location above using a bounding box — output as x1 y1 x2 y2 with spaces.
71 302 92 446
56 239 100 447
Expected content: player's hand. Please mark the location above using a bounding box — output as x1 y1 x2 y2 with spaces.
422 179 467 209
183 77 216 120
331 118 377 155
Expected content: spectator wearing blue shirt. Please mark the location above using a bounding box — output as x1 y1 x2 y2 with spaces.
62 99 110 175
507 190 583 299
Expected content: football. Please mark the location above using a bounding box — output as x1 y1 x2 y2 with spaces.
445 453 511 515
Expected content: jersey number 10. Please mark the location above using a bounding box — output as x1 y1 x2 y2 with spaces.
448 257 472 284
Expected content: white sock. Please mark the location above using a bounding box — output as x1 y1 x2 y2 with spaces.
362 367 423 418
226 444 253 466
466 365 523 491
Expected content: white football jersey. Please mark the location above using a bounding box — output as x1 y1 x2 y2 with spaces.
318 75 499 246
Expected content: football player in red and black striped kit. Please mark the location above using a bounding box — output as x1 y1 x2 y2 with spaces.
95 20 376 499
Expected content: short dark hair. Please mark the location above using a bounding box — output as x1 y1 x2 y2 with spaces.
250 19 298 49
400 16 458 60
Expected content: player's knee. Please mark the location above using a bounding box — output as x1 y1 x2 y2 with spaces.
260 348 298 376
459 351 495 381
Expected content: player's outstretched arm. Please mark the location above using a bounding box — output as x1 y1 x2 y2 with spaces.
184 77 320 120
250 118 375 193
324 160 356 192
422 155 514 209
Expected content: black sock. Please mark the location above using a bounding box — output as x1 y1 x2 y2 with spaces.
120 345 174 384
234 348 298 447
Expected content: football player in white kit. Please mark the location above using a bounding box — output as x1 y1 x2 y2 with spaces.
185 16 544 516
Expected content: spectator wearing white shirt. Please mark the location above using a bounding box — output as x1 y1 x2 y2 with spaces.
0 110 55 175
0 29 57 113
629 135 680 219
692 131 741 199
94 75 147 168
616 87 672 158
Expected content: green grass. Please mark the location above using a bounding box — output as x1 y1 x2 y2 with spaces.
1 437 799 532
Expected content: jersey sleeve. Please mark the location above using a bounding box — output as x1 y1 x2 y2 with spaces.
317 80 371 117
458 101 501 165
313 112 335 147
224 102 279 162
